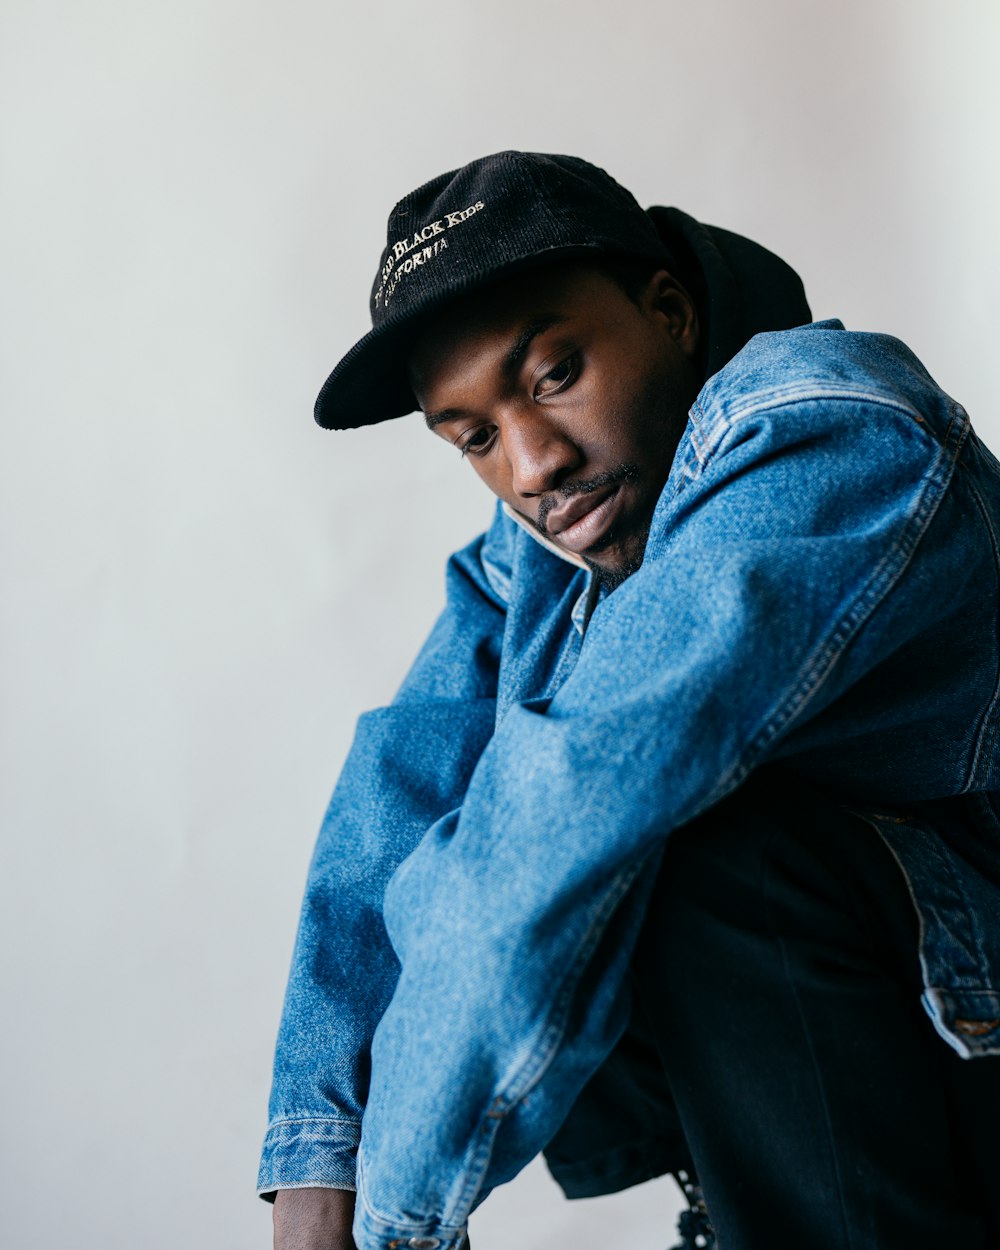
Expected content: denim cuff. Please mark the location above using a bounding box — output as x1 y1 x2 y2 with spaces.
921 988 1000 1059
257 1116 361 1199
353 1151 469 1250
352 1205 469 1250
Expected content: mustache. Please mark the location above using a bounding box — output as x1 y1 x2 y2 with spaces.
537 463 639 535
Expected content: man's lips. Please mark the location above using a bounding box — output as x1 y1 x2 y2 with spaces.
545 484 624 555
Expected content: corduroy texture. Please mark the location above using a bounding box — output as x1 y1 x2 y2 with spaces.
314 151 674 429
313 150 812 430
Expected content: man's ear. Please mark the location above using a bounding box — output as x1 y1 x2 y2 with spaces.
646 269 700 360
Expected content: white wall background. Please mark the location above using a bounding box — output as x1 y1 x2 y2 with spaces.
2 2 998 1247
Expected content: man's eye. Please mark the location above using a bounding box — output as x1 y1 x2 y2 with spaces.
458 427 495 458
534 354 578 399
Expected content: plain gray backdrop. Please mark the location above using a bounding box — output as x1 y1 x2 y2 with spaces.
2 1 998 1247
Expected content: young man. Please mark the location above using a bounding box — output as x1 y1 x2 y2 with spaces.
260 151 1000 1250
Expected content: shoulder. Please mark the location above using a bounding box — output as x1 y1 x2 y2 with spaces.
695 319 957 447
650 321 968 554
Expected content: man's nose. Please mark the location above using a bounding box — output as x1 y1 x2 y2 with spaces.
503 406 582 497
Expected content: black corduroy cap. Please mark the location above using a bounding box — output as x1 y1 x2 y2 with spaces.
314 150 675 430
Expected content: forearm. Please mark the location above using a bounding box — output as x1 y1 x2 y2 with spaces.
351 829 664 1249
259 697 498 1194
273 1188 357 1250
261 516 512 1195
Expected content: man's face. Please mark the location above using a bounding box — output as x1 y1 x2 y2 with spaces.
407 262 701 590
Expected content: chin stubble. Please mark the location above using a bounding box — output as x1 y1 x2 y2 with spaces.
585 521 650 592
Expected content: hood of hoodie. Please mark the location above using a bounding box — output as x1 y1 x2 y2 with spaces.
646 206 812 383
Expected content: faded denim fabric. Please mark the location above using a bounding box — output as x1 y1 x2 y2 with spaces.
259 320 1000 1250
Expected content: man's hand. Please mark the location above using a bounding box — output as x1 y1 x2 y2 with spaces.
273 1187 357 1250
271 1186 472 1250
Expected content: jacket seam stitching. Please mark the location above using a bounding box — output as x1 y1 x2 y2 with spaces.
449 857 649 1219
712 419 961 799
265 1115 361 1129
873 818 988 983
355 1152 467 1239
691 392 940 487
847 810 931 984
709 385 929 430
917 827 991 981
961 467 1000 791
688 397 728 464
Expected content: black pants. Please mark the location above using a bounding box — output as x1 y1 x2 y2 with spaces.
624 768 1000 1249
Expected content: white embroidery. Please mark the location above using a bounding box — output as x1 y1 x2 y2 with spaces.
373 200 486 308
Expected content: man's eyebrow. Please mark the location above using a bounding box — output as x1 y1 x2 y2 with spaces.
502 313 567 377
424 408 460 431
423 314 568 431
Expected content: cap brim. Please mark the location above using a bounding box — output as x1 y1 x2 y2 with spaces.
313 243 651 430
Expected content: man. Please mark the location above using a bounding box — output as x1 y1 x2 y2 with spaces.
260 151 1000 1250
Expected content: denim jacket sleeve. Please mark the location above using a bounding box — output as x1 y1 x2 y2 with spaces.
256 502 513 1197
351 333 975 1249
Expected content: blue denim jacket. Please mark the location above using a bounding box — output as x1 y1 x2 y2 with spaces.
259 320 1000 1250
